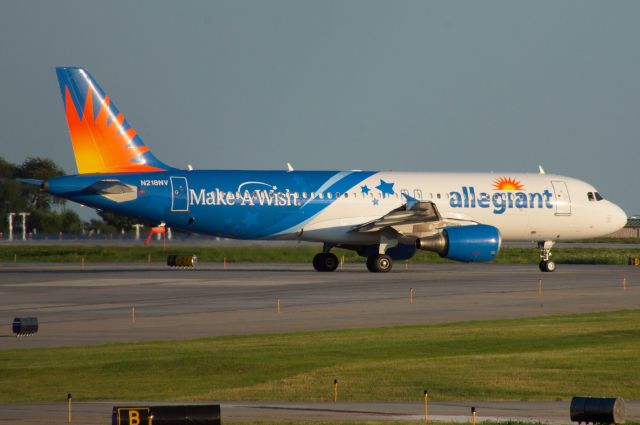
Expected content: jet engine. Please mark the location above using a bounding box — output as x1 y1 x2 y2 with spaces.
416 224 501 262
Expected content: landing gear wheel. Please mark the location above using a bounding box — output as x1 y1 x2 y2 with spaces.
313 253 339 272
539 260 556 272
366 254 393 273
537 241 557 272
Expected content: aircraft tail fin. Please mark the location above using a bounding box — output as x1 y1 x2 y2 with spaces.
55 67 173 174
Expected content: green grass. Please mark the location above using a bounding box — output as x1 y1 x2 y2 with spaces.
1 310 639 403
1 245 639 264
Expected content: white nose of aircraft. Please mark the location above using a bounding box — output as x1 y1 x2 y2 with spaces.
606 202 628 234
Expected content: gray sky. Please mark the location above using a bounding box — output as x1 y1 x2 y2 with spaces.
1 1 639 217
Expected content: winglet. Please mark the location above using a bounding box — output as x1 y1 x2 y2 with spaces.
402 193 419 210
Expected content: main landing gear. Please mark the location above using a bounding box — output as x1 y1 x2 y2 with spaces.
312 252 393 273
538 241 556 272
312 242 394 273
366 254 393 273
312 252 339 272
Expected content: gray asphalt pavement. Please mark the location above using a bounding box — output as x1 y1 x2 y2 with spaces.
1 262 639 349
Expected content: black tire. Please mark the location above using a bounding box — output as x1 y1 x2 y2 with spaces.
313 253 338 272
545 260 556 272
539 261 546 272
366 256 376 272
323 253 339 272
539 260 556 272
367 254 393 273
313 253 325 271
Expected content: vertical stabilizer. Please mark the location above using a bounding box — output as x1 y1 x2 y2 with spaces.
55 67 173 174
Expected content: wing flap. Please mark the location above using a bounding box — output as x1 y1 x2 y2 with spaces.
354 196 442 233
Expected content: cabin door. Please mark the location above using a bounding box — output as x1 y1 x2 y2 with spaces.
170 176 189 212
551 180 571 216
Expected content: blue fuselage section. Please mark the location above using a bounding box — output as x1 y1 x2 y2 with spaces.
47 170 375 239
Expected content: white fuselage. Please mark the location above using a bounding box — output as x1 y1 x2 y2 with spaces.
288 172 627 244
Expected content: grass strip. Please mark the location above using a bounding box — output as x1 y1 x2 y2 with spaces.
1 245 639 264
1 310 639 403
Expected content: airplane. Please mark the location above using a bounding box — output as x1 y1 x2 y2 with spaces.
19 67 628 273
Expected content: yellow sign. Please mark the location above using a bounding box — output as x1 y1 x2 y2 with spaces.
115 408 150 425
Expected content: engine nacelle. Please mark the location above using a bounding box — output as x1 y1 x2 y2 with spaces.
416 224 501 262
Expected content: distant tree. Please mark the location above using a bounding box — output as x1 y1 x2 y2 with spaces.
0 157 26 231
0 156 82 234
18 157 65 211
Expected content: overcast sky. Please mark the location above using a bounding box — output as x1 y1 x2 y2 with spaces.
1 1 639 216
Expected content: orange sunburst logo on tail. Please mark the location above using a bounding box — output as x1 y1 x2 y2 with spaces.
64 87 165 174
493 176 525 191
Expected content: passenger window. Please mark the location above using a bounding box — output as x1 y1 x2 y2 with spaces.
327 192 333 199
302 192 307 199
414 189 423 200
437 193 441 199
318 192 324 199
336 192 340 198
344 193 348 198
587 192 594 201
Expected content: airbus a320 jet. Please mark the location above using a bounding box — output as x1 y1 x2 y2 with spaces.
19 67 627 273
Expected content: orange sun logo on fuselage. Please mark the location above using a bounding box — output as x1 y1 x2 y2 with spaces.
493 177 524 191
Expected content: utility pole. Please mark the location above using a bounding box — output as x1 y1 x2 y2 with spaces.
7 213 15 241
132 224 144 241
18 212 30 241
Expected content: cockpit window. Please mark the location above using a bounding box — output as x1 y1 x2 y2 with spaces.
587 192 595 201
594 192 603 201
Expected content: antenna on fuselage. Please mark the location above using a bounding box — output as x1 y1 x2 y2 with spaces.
286 162 295 172
538 165 546 174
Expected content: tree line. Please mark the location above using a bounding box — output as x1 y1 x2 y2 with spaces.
0 157 140 235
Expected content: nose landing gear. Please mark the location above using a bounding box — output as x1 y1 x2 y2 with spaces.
538 241 556 272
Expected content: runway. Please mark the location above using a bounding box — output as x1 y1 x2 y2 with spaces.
4 400 640 424
1 262 639 349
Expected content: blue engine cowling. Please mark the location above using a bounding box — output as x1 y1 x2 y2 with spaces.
417 224 501 262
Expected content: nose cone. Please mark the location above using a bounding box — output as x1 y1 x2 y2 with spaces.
606 202 628 234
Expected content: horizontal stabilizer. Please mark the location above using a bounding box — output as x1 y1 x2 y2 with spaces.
16 178 44 187
83 179 138 203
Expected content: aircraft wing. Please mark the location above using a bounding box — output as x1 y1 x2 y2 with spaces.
353 194 442 233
